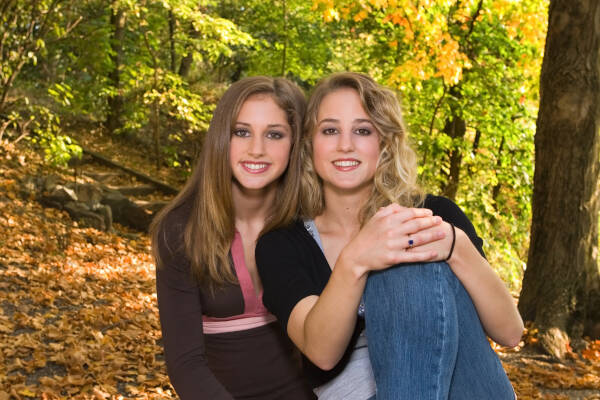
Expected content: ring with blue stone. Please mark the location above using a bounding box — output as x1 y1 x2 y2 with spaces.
408 238 414 249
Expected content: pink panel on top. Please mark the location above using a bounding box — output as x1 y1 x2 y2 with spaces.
202 314 276 334
229 230 269 316
202 231 273 333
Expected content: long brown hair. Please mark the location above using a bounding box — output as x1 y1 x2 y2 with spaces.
300 72 424 223
151 77 306 288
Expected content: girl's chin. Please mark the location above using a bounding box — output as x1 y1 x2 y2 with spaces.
324 180 374 193
232 178 279 194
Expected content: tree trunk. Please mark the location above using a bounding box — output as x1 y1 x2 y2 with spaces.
440 86 466 201
491 135 504 203
178 23 199 78
168 10 176 73
106 4 126 135
280 0 287 76
518 0 600 359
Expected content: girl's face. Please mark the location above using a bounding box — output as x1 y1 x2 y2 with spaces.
229 94 292 193
312 88 380 194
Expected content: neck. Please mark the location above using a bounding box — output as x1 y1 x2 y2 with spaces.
231 181 277 232
316 183 372 235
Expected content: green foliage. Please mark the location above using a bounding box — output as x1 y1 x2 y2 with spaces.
27 105 82 167
217 0 336 84
0 0 71 112
48 83 75 107
7 0 549 289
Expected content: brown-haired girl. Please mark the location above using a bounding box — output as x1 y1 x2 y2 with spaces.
257 72 522 399
152 76 314 399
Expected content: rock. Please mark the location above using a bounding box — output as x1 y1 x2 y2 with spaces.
134 200 167 214
93 203 113 232
39 185 78 209
101 190 153 231
19 176 40 199
50 185 78 202
83 172 121 183
110 185 157 196
30 174 156 232
43 175 61 192
63 201 106 231
74 183 103 207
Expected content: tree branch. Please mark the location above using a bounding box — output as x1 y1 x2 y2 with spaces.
428 82 448 138
466 0 484 39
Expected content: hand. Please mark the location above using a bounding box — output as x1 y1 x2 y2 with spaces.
339 203 445 276
407 221 458 261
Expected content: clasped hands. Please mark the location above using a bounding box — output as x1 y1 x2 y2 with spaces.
341 203 456 276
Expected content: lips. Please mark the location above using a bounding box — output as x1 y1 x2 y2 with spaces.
240 161 271 173
332 159 360 171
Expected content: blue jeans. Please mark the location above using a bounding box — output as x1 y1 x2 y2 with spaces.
363 262 515 400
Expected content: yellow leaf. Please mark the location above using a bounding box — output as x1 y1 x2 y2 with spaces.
353 9 368 22
18 389 36 397
323 7 339 22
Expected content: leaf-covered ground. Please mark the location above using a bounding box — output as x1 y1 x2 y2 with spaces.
1 140 599 399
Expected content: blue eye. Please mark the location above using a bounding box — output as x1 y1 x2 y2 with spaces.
233 129 250 137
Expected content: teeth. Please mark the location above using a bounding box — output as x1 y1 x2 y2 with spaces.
243 163 268 170
333 160 359 167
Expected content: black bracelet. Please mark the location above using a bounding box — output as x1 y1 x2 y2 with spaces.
445 223 456 261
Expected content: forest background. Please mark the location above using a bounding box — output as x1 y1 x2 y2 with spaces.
2 0 600 399
2 0 546 288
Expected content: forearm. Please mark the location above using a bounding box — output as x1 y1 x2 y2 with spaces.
291 254 367 370
447 229 524 347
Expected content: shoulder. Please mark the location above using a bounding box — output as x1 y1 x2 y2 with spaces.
257 220 310 254
423 194 485 257
423 195 467 222
257 219 326 287
257 221 326 330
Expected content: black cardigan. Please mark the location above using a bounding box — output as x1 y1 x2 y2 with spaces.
256 195 485 388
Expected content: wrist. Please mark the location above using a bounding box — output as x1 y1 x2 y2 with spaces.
336 248 369 282
445 223 457 261
446 228 476 272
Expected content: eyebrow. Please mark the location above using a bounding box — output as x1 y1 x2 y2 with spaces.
317 118 373 125
235 121 289 129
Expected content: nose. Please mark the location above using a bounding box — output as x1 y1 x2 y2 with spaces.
336 130 354 152
248 134 266 157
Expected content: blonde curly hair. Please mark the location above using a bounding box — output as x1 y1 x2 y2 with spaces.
301 72 424 224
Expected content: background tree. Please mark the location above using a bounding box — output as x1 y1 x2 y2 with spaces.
105 0 127 135
518 0 600 359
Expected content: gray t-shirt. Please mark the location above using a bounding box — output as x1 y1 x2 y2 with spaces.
303 220 376 400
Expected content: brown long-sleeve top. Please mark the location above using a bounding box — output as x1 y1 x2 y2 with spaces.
155 204 315 399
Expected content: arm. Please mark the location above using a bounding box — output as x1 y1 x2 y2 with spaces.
447 226 524 347
155 226 234 400
414 197 524 347
258 206 443 370
287 256 366 370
